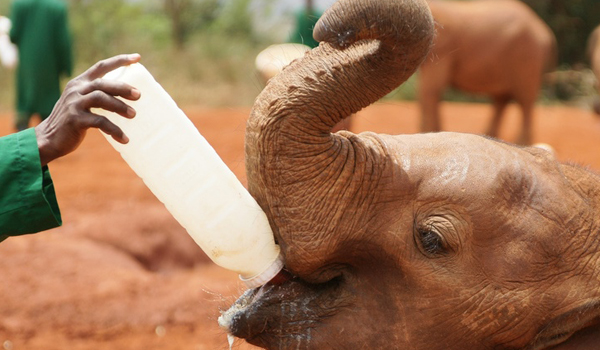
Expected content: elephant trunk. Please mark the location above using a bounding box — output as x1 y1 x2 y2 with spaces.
245 0 434 271
312 0 435 105
247 0 433 138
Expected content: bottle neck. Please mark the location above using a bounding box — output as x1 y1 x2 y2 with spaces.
240 253 285 289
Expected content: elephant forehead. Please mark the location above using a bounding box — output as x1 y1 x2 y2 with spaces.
387 133 584 233
389 133 577 218
392 133 520 191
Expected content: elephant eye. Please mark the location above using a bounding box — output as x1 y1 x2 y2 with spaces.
415 227 447 257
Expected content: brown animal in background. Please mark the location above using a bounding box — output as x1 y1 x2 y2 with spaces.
218 0 600 349
419 0 556 145
587 25 600 114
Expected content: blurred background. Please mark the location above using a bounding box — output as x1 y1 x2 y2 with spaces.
1 0 599 112
0 0 339 111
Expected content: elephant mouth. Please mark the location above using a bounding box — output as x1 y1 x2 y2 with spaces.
219 273 349 349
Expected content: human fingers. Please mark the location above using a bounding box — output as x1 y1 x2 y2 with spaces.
79 78 141 101
80 89 137 119
79 111 129 144
84 53 141 80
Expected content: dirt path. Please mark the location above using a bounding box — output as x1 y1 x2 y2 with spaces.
0 102 598 350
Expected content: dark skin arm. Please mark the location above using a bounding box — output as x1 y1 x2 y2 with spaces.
35 54 142 166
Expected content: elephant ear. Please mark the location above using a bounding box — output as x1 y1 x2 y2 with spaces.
528 301 600 350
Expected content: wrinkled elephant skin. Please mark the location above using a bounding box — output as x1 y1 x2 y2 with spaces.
419 0 557 145
219 0 600 349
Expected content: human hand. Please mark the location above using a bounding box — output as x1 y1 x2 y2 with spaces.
35 53 142 166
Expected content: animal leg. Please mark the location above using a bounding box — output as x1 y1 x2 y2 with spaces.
419 91 442 132
418 81 444 133
486 97 509 139
516 101 534 145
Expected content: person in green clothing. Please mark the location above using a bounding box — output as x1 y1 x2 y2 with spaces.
0 53 142 243
9 0 73 131
289 0 322 49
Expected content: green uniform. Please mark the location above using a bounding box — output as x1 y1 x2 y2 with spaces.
289 9 322 49
0 128 62 243
9 0 72 130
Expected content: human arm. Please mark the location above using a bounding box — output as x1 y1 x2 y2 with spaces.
0 54 141 241
0 129 60 242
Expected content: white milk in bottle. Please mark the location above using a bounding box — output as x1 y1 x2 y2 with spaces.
94 63 283 288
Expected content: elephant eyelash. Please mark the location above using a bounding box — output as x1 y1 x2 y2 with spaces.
415 227 447 257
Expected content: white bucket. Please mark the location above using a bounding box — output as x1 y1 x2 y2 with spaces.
0 17 18 69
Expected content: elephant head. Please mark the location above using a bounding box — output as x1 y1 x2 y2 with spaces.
219 0 600 349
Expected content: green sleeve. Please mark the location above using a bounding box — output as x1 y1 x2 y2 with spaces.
0 128 62 242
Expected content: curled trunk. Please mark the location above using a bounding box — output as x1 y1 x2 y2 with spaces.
245 0 434 274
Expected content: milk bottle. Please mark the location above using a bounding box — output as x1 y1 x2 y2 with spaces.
94 63 283 288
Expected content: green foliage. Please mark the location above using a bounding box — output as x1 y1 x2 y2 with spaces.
6 0 596 110
164 0 220 49
210 0 256 41
68 0 171 65
0 64 14 112
0 2 9 15
150 30 265 107
0 0 266 110
522 0 600 65
385 74 419 102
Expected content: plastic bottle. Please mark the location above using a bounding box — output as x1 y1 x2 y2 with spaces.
94 63 283 289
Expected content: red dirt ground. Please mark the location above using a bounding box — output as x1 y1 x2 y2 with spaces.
1 101 599 350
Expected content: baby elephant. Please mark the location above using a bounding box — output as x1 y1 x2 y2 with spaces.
219 0 600 349
419 0 556 145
